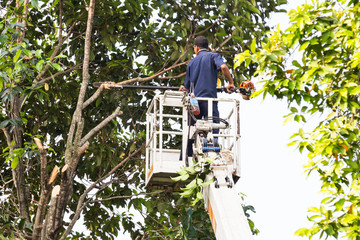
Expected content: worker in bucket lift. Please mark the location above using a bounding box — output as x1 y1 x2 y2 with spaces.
179 36 235 159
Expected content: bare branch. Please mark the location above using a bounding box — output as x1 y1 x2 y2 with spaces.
65 2 94 156
32 138 52 240
194 21 217 36
80 107 122 146
44 185 61 239
82 84 104 110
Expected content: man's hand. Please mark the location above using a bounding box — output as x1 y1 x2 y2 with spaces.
225 83 235 93
179 85 188 92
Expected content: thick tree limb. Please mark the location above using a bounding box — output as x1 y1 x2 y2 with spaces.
32 138 52 240
65 1 95 155
80 107 122 146
50 2 96 238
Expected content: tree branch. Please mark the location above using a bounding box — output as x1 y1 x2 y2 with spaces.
82 84 104 110
80 107 122 146
32 138 52 240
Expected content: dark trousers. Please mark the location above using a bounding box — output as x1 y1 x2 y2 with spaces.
180 101 219 160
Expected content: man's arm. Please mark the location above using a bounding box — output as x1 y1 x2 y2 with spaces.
221 64 235 93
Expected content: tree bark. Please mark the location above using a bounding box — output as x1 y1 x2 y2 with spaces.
8 0 31 224
11 95 30 222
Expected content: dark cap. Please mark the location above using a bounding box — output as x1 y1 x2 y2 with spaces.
193 36 209 49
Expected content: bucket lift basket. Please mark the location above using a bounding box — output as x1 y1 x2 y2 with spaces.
145 90 241 189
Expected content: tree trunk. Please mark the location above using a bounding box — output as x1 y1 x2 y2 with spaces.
11 95 30 222
39 0 96 239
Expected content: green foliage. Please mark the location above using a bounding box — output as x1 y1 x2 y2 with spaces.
235 0 360 239
172 157 214 206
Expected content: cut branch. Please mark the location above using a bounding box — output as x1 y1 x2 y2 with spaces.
34 138 48 188
44 185 61 239
48 166 60 185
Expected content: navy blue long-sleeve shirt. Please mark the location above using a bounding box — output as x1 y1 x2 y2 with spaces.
184 50 225 98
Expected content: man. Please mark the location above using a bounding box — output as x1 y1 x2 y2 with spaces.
179 36 235 158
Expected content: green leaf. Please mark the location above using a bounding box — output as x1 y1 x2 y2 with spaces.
11 157 19 169
295 228 310 237
50 63 62 71
350 86 360 95
171 175 183 182
250 37 257 53
308 207 319 213
31 0 39 8
335 199 345 211
13 49 22 63
290 107 298 113
36 60 44 72
0 120 10 128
